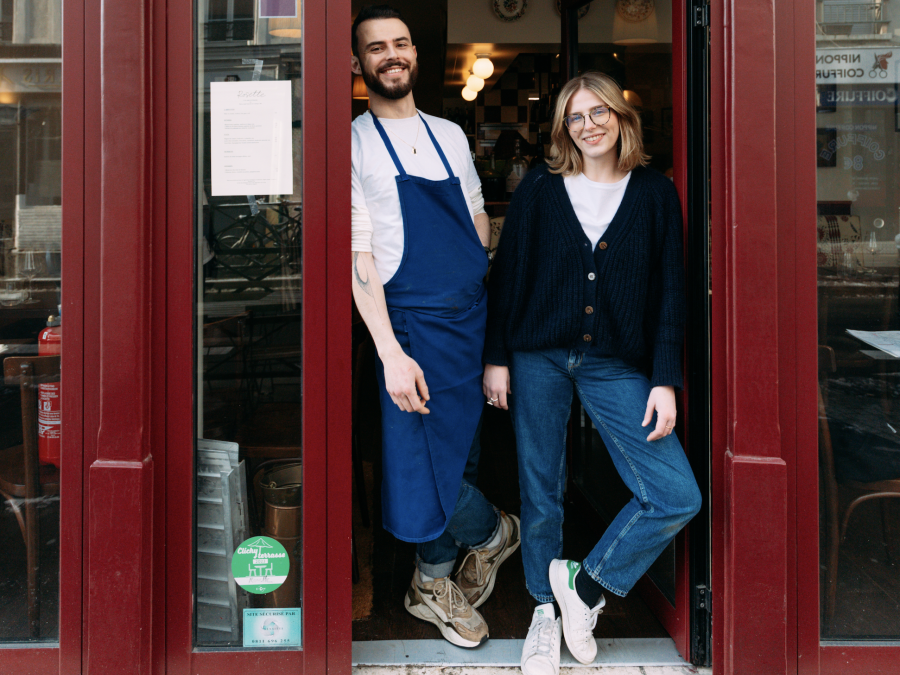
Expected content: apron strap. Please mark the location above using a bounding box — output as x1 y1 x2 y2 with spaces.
369 111 408 180
419 115 458 183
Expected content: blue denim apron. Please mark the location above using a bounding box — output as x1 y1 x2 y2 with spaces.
370 112 488 543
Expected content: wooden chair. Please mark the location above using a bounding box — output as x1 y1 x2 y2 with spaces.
818 345 900 631
0 355 61 638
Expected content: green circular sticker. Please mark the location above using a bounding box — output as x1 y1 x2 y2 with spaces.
232 536 290 594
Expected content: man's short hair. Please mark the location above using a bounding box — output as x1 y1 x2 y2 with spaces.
351 4 408 57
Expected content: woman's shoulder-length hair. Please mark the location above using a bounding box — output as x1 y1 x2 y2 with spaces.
546 71 650 176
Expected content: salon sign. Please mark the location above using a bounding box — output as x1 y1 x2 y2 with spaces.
0 62 62 93
817 48 899 84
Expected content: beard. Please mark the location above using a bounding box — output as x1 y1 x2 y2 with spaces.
361 59 418 100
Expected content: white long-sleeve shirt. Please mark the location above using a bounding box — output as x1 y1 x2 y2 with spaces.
351 110 485 283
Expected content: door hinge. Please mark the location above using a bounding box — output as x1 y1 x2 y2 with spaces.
693 4 710 28
691 584 712 666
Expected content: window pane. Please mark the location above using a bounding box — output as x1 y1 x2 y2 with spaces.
0 0 62 643
194 0 303 649
816 0 900 639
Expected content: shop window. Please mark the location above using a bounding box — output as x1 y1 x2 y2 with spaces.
0 0 62 644
815 0 900 639
194 0 303 650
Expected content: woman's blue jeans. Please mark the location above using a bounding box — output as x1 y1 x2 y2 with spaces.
509 348 702 602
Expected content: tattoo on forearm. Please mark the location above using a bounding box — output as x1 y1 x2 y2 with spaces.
353 251 374 297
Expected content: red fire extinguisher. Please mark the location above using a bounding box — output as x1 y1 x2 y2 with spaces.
38 314 61 467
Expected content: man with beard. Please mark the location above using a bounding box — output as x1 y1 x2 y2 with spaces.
350 4 519 649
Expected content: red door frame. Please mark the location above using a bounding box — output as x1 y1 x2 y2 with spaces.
709 0 791 673
162 0 345 672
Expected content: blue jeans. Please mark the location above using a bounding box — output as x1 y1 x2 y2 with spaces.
416 414 500 578
510 349 701 602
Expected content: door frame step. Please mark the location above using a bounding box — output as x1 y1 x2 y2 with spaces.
353 638 698 669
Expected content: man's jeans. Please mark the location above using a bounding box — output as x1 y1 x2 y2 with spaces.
415 414 501 578
510 349 702 602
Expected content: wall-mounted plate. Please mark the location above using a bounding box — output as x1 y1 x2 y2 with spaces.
493 0 528 22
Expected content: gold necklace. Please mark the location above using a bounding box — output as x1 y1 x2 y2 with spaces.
383 112 421 155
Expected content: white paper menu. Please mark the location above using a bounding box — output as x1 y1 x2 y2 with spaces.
847 330 900 358
210 81 293 196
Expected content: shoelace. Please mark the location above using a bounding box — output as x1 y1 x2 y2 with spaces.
575 603 604 642
433 578 468 618
459 548 487 586
528 616 557 657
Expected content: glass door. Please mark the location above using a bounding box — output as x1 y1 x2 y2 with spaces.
0 0 83 670
811 0 900 670
165 0 336 670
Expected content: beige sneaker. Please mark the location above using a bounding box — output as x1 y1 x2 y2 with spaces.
454 511 521 608
403 568 489 648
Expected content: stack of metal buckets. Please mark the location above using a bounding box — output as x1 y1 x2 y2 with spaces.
257 462 302 607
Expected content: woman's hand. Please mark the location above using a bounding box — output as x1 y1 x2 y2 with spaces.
642 385 676 441
483 364 511 410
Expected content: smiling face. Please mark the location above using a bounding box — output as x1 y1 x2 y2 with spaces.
352 18 418 101
565 87 620 167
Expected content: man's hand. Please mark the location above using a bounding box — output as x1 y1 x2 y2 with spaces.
483 364 510 410
381 346 430 414
642 385 677 441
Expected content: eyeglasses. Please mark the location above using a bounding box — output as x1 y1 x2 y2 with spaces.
564 106 611 131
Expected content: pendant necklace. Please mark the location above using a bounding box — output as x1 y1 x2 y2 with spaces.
383 112 421 155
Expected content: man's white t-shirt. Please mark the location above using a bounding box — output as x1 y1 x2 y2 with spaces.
563 171 632 250
351 110 485 284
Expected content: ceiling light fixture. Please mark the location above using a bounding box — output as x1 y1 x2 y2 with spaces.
466 74 485 92
462 86 478 102
472 54 494 80
352 74 369 100
612 0 659 45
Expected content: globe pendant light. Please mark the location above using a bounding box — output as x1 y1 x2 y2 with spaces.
472 54 494 80
462 87 478 102
466 74 484 92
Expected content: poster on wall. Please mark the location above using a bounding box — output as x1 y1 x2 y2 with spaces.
210 80 293 196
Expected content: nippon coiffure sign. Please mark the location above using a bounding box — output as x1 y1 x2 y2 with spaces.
816 47 898 84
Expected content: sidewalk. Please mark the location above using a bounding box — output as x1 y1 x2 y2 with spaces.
354 667 711 674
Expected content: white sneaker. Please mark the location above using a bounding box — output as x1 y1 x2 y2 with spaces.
548 559 605 665
521 603 562 675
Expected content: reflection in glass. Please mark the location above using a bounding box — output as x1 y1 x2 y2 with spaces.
816 0 900 639
0 0 63 643
194 0 303 649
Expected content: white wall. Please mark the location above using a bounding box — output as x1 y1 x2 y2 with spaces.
448 0 671 45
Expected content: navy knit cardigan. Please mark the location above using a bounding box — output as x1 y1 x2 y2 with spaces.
483 164 685 389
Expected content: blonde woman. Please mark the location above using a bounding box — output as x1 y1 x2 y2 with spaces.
482 72 701 675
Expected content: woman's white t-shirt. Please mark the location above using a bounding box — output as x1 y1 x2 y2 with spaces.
351 110 484 284
563 171 632 250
